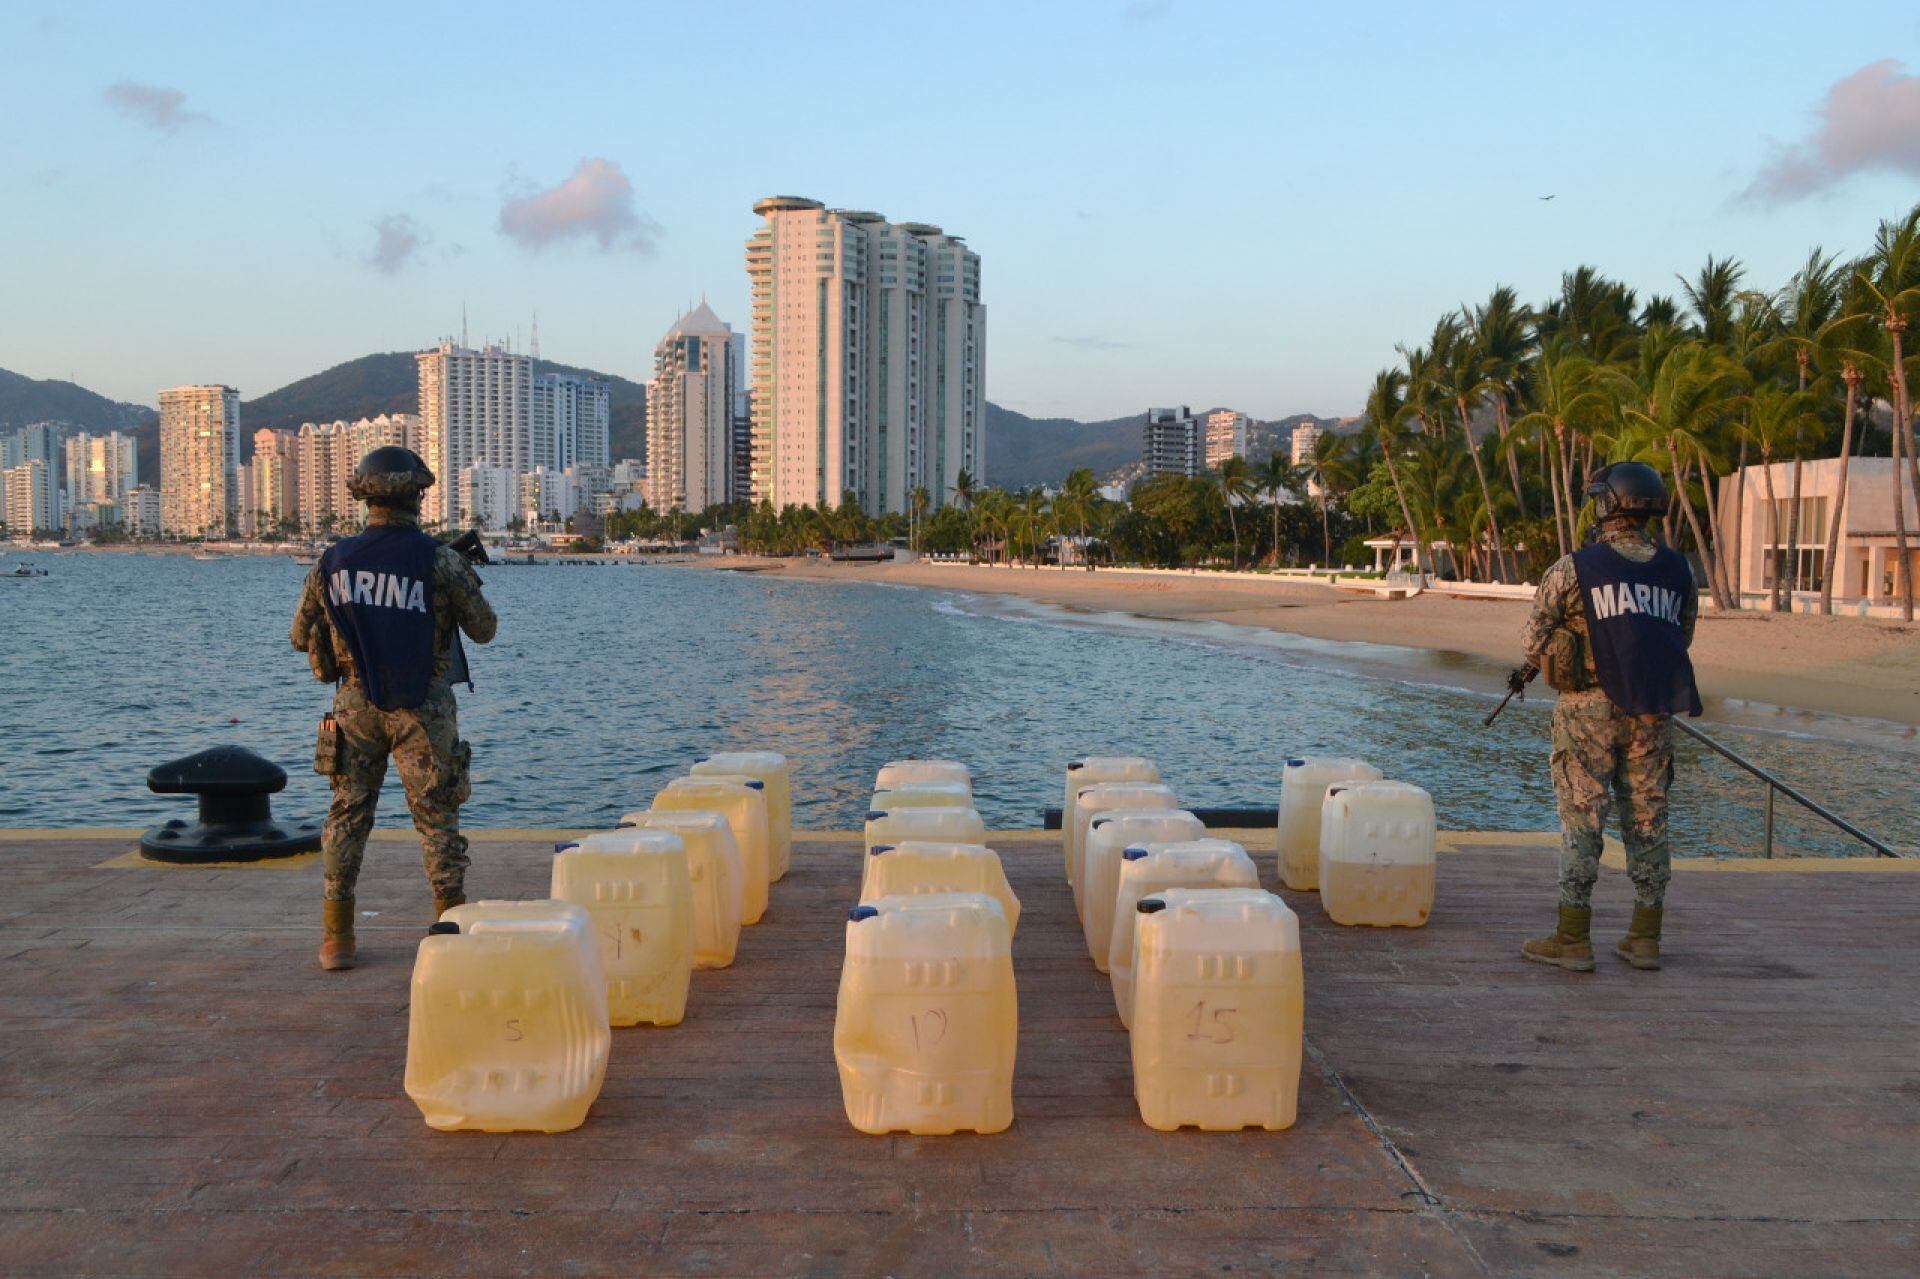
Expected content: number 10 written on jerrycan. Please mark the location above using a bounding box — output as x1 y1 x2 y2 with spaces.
833 893 1016 1135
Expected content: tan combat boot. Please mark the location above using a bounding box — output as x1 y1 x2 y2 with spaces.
1521 905 1595 972
433 894 465 921
319 898 357 971
1615 904 1662 970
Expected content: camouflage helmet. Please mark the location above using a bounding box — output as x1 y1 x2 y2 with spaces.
347 446 435 502
1584 461 1666 522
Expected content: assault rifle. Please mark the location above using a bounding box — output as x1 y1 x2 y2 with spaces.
1483 663 1537 727
442 527 491 567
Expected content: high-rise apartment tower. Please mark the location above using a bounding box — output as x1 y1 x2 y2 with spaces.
159 385 241 538
645 302 740 513
416 342 532 527
745 196 984 514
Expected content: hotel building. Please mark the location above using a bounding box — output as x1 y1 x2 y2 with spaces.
531 371 611 474
65 431 137 509
416 342 532 526
1290 423 1323 466
645 302 740 512
744 196 984 514
2 460 58 534
158 384 241 538
1205 410 1250 470
1143 406 1200 478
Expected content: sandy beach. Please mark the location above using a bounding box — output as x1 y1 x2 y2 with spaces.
693 557 1920 729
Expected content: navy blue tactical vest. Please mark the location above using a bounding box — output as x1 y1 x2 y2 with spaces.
319 525 439 711
1572 543 1702 717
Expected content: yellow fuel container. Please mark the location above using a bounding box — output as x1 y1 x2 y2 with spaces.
1318 781 1436 928
1080 809 1205 971
834 892 1016 1135
1276 757 1383 890
1062 757 1160 882
862 841 1021 935
650 777 771 925
691 751 793 881
405 900 611 1133
875 760 973 795
1108 839 1261 1027
552 831 695 1027
864 805 987 857
622 809 743 969
870 781 973 814
1130 888 1302 1132
1069 782 1179 921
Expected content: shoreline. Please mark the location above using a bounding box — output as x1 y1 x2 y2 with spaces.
690 556 1920 731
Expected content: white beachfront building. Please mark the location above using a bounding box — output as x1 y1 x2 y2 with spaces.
1719 458 1919 607
644 302 740 513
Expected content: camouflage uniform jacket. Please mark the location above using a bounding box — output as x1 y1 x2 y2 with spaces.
289 510 498 685
1521 525 1698 706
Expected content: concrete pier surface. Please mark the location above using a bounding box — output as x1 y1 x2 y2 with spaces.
2 828 1915 1277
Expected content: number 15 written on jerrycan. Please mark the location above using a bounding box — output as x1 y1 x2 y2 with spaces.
833 893 1017 1135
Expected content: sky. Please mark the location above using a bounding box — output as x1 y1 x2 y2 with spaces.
2 0 1918 421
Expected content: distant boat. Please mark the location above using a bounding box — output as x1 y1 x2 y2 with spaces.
288 552 319 566
192 551 224 561
6 563 48 578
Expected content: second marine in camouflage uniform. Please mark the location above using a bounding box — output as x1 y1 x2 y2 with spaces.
290 448 496 970
1517 461 1700 973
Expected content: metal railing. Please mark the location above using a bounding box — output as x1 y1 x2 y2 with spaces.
1674 719 1902 859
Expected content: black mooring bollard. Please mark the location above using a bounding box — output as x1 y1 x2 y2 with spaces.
140 745 322 864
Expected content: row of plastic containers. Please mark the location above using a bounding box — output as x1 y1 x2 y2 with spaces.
836 760 1022 1135
1277 757 1437 927
403 750 794 1133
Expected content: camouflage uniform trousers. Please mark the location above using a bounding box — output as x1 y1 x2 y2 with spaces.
1550 691 1673 910
322 680 472 902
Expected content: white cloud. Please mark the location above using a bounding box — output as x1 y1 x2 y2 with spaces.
1746 59 1920 202
103 81 213 132
498 158 661 254
366 215 428 275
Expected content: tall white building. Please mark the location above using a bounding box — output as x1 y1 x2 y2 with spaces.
3 460 58 534
416 342 532 526
125 484 162 537
745 196 985 514
251 428 298 535
1205 411 1251 470
65 431 137 508
645 302 740 512
457 465 519 532
1290 423 1324 467
159 385 240 538
294 414 422 533
1143 406 1200 478
530 372 611 474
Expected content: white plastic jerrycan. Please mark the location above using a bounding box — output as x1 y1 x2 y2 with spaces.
870 781 973 814
1063 758 1160 883
650 776 771 925
1318 780 1437 928
1276 757 1383 891
691 751 793 882
864 805 987 856
1081 809 1206 970
875 759 973 795
405 900 610 1133
833 892 1016 1136
621 809 744 969
862 841 1021 936
552 830 695 1027
1069 782 1180 921
1130 888 1302 1132
1108 838 1261 1027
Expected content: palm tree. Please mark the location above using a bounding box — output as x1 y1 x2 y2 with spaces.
1431 317 1508 579
1364 369 1429 585
1059 468 1098 569
909 485 931 553
1737 387 1823 611
1858 207 1920 621
1305 431 1352 566
1470 285 1536 511
1678 255 1746 347
1813 308 1882 613
1253 451 1297 568
1216 455 1256 569
1509 348 1630 558
1620 342 1751 610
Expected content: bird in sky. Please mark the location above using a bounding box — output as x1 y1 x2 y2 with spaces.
1539 194 1557 201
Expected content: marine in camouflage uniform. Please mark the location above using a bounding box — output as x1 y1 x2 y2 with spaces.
290 448 496 970
1515 461 1698 972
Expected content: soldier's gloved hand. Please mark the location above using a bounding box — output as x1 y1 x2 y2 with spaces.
1506 665 1537 698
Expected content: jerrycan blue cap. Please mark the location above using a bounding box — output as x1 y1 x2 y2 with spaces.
744 779 764 790
870 844 894 857
613 821 634 829
694 755 710 763
1287 758 1305 767
848 905 880 922
1067 759 1085 770
427 921 460 935
865 810 887 822
1137 898 1168 914
553 841 580 852
1122 846 1150 861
